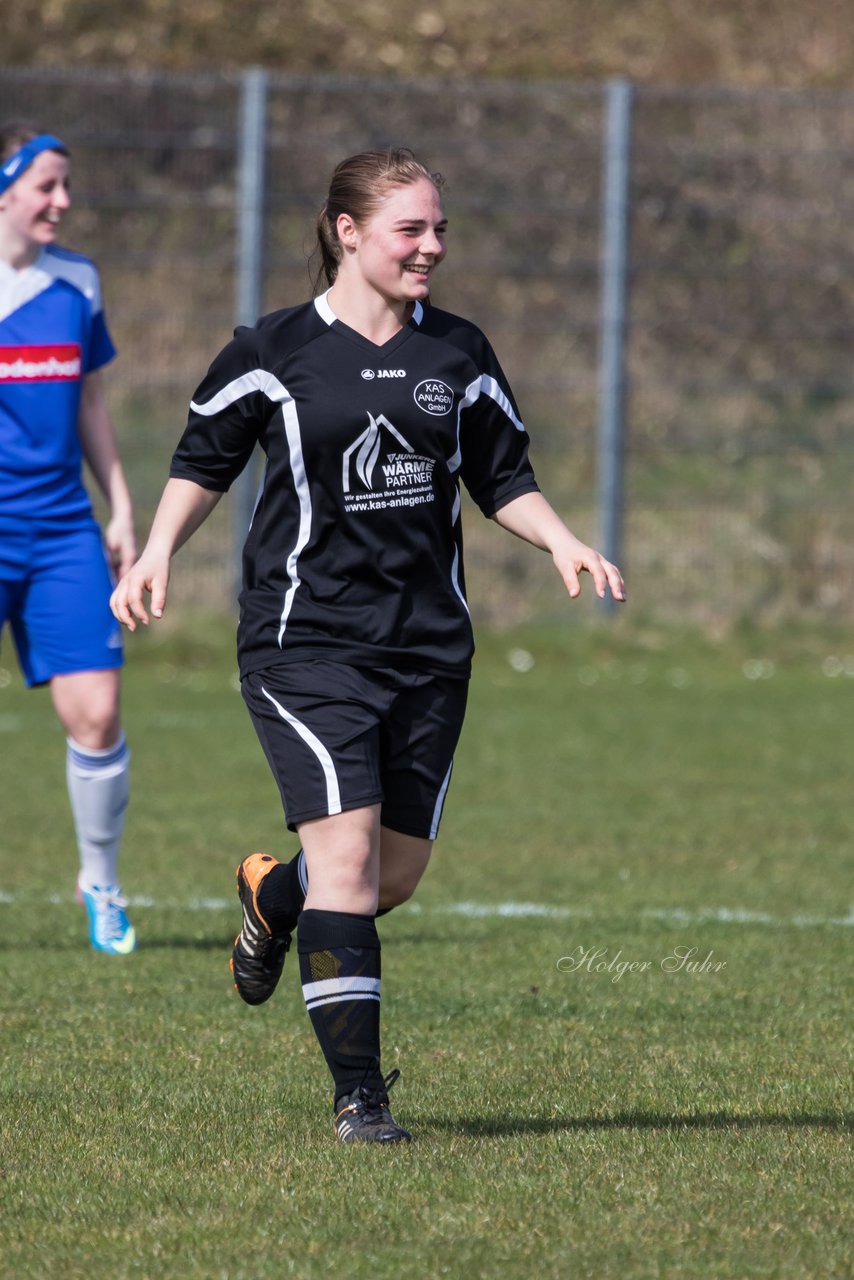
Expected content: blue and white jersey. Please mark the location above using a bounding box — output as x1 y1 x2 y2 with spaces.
0 244 116 520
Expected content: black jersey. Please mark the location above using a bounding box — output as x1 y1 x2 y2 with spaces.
170 292 540 678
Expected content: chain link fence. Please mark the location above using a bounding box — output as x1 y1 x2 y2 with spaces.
2 67 852 627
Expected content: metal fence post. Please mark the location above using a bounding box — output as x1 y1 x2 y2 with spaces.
232 66 269 598
596 77 633 611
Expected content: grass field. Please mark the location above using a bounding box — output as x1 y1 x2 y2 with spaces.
1 617 852 1280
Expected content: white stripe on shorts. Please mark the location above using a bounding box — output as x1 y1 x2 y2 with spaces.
260 684 342 816
429 761 453 840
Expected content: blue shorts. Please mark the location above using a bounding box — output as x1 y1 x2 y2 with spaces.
0 517 124 687
242 661 469 840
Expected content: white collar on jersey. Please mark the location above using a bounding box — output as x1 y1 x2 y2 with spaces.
313 288 424 329
0 248 54 324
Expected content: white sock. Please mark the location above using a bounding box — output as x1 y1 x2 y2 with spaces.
66 735 131 890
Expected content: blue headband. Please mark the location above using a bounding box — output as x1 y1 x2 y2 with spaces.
0 134 67 196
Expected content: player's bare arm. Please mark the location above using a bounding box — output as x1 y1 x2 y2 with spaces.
492 490 626 602
77 370 137 577
111 477 222 630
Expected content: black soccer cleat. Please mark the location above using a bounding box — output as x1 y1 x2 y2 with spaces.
230 853 290 1005
335 1070 412 1143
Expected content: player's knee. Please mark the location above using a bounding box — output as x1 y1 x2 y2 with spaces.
52 671 122 749
64 699 121 749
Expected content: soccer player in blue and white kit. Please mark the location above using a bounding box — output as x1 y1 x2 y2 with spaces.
0 123 137 953
112 149 625 1140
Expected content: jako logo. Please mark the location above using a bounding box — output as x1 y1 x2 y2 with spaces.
361 368 406 380
414 379 453 416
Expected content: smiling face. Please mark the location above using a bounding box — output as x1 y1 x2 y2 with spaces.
336 176 447 307
0 149 71 265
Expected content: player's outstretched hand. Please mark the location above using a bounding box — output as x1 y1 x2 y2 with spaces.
492 493 626 604
553 536 626 603
109 478 224 631
110 552 171 632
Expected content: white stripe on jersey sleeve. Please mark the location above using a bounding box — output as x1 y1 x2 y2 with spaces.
260 684 342 816
190 368 312 646
479 374 526 432
447 377 481 473
190 368 288 417
447 374 527 477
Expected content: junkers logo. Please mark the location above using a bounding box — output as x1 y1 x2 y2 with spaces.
361 368 406 380
414 379 454 416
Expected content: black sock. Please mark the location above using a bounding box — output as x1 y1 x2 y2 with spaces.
257 849 307 935
297 908 382 1107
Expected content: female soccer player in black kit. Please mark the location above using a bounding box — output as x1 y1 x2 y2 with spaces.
111 149 625 1144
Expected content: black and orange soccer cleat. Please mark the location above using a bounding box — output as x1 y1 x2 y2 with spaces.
334 1070 412 1143
230 853 290 1005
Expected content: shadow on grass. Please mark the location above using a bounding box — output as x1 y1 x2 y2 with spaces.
137 935 234 951
426 1111 853 1136
0 935 232 953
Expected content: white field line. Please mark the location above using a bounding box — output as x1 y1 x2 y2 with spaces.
0 891 851 928
432 902 854 928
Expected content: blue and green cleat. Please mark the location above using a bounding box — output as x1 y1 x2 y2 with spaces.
77 879 137 954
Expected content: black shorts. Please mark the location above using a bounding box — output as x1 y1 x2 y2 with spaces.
242 661 469 840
